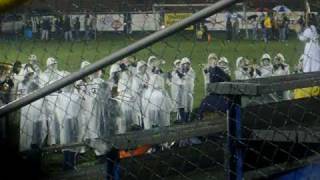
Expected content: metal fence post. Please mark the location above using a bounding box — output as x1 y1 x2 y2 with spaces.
106 148 120 180
227 95 243 180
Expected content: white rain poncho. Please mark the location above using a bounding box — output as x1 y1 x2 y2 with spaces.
18 68 47 151
78 70 110 155
94 79 116 138
130 61 148 126
259 54 273 78
28 54 42 76
44 94 60 145
40 57 64 87
273 53 291 100
109 63 121 88
218 57 231 76
60 71 72 92
56 90 82 149
45 71 71 145
75 61 99 141
142 73 172 130
180 57 195 113
234 57 251 80
115 66 135 134
170 60 184 111
298 25 320 72
273 53 290 76
39 57 67 145
88 71 108 139
146 56 157 75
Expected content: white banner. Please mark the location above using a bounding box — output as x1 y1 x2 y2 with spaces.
131 13 160 31
97 14 124 31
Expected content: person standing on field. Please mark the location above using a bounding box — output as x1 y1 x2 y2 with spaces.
297 14 320 72
63 15 73 41
74 17 81 41
264 13 272 43
41 17 50 41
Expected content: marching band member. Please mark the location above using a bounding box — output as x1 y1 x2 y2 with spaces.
234 57 251 80
259 53 273 78
203 53 219 95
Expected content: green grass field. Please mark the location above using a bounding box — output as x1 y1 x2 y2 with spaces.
0 33 304 106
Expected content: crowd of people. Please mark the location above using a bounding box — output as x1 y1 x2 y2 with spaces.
23 13 97 41
225 11 303 43
14 54 197 169
15 50 301 153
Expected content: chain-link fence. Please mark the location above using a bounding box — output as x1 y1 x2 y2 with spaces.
1 0 320 179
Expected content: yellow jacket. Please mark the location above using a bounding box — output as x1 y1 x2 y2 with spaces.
264 17 272 29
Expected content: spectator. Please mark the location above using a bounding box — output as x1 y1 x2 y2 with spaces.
73 17 81 41
271 13 278 40
226 17 232 42
63 15 72 41
91 14 97 40
284 14 290 41
259 13 266 41
41 17 50 41
24 19 32 40
55 16 63 40
232 17 240 40
264 13 272 43
251 17 258 41
280 14 290 42
50 17 57 40
84 13 91 40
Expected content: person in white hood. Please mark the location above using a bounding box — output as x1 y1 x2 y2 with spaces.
180 57 195 122
42 57 58 83
142 63 172 129
114 58 135 133
170 59 183 115
75 61 99 141
147 56 165 77
40 57 67 88
273 53 291 100
131 61 148 127
234 57 251 80
259 53 273 78
18 64 47 151
218 56 231 76
56 83 82 170
35 58 62 146
109 62 122 90
147 56 158 74
28 54 41 76
203 53 218 95
273 53 290 76
297 15 320 73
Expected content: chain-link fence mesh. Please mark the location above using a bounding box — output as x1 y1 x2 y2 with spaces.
2 0 320 179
